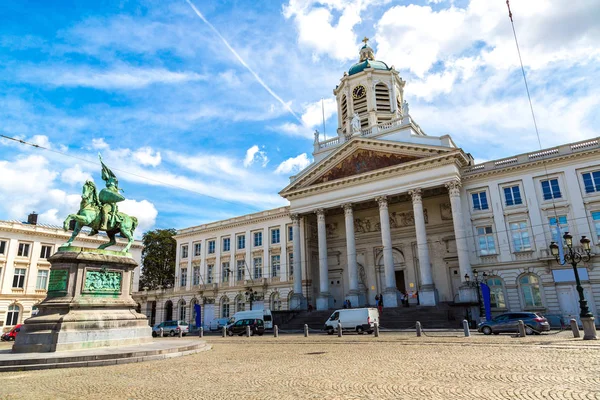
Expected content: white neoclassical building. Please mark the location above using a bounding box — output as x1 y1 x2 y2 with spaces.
0 214 143 332
138 41 600 327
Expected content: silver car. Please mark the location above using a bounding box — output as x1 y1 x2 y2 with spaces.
152 320 189 337
478 312 550 335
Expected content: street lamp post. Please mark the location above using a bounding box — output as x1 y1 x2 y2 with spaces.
245 288 258 311
464 269 487 327
550 232 598 340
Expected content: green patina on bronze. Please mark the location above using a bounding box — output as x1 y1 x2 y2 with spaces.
83 270 122 294
47 269 69 296
62 154 138 252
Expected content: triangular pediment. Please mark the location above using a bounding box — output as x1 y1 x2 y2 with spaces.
280 138 463 197
313 149 419 184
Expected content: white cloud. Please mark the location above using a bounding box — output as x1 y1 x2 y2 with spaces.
275 153 312 175
60 164 94 186
118 199 158 239
29 134 52 149
275 97 338 139
91 138 109 150
18 66 207 90
243 145 269 167
133 147 161 167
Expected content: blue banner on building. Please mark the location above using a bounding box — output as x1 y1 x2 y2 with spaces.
194 304 202 328
480 282 492 321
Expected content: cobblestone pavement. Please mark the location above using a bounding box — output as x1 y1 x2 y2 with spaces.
1 331 600 400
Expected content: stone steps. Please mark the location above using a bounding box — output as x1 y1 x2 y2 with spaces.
0 340 210 372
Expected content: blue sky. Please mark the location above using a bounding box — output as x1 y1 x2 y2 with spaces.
1 0 599 235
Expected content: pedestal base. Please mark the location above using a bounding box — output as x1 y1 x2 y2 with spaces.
290 293 306 310
581 317 598 340
13 247 151 353
418 286 437 306
459 285 478 303
317 293 334 310
383 288 400 308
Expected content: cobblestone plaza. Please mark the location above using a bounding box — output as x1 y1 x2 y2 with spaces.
1 332 599 399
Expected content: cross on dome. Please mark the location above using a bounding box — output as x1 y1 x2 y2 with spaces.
362 36 369 45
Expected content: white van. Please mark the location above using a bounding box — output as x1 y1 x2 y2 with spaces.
228 309 273 329
323 308 379 334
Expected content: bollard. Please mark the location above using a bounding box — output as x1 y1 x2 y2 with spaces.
462 320 470 337
199 327 204 338
222 326 227 338
337 322 343 337
179 328 183 338
159 327 164 338
374 322 379 337
304 324 309 337
416 321 422 337
518 320 526 337
274 325 279 338
246 325 251 337
570 319 581 338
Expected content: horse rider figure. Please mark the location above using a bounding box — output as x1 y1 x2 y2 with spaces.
92 154 125 234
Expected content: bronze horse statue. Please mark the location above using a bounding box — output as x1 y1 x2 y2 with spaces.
63 180 138 252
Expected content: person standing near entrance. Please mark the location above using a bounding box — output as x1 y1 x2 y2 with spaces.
377 294 383 315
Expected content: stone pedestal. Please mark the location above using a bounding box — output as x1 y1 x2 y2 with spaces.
13 247 151 353
581 317 598 340
418 285 437 306
317 293 334 310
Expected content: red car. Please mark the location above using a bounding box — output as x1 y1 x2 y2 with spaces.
1 324 22 341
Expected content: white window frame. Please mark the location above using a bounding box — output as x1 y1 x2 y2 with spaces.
501 182 524 207
271 228 280 245
548 215 569 241
180 244 188 259
13 268 26 288
475 226 497 256
237 234 245 250
591 211 600 241
519 274 543 308
193 242 202 257
17 242 31 258
180 268 187 287
486 277 507 309
253 231 263 247
40 245 53 259
222 262 230 283
509 221 533 252
222 237 231 252
208 240 216 254
236 260 245 282
540 177 562 201
192 266 200 286
36 269 49 290
287 225 293 242
0 240 7 255
221 297 230 318
470 189 490 211
5 304 20 326
253 257 262 279
580 168 600 195
207 264 214 284
271 255 280 278
288 252 294 277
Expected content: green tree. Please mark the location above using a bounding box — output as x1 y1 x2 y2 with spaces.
139 228 177 290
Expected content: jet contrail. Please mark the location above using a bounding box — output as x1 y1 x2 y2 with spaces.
184 0 304 125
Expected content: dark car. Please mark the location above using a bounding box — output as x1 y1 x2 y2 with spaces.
478 312 550 335
227 318 264 336
1 324 22 341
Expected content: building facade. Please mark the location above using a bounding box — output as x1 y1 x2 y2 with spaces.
137 42 600 327
0 215 143 332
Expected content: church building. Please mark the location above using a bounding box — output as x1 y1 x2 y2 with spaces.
137 40 600 328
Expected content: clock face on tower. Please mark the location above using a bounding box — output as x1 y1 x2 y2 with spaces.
352 85 366 100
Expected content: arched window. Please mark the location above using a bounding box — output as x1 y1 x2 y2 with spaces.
375 83 391 112
164 300 173 321
178 300 186 322
270 292 281 311
221 296 230 318
486 277 506 309
235 295 245 312
520 274 543 308
6 304 20 326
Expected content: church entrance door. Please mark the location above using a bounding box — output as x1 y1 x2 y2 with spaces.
395 270 406 294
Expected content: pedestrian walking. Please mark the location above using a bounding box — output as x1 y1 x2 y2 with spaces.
377 293 384 315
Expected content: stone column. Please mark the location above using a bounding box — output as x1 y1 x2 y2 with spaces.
316 209 333 310
446 180 477 303
409 188 436 306
290 214 306 309
342 204 365 307
376 196 399 307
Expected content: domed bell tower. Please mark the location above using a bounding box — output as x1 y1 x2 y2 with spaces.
333 37 406 138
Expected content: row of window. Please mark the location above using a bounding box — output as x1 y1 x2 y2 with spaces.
0 267 49 290
476 212 600 256
180 254 293 287
0 241 53 259
470 172 600 213
181 227 293 259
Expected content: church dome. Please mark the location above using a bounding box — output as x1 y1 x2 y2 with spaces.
348 38 391 76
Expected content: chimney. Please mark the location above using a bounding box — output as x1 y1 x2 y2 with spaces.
27 212 38 225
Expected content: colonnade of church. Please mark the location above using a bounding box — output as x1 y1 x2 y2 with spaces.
289 179 474 309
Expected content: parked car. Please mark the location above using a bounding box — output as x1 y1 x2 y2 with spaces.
228 309 273 329
152 320 189 337
208 318 231 331
227 318 264 336
478 312 550 335
323 308 379 335
1 324 22 341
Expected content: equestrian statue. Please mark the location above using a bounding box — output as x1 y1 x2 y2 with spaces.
63 154 138 252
